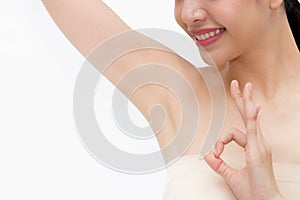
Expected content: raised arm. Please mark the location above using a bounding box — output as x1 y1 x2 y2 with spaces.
41 0 185 90
41 0 172 108
41 0 211 158
42 0 130 56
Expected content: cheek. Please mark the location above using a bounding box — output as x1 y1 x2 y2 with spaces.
174 5 185 30
212 5 259 48
174 5 193 41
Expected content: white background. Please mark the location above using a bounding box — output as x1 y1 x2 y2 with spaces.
0 0 189 199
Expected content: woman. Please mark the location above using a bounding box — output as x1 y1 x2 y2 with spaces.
42 0 300 199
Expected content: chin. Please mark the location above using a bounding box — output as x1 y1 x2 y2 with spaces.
198 49 227 69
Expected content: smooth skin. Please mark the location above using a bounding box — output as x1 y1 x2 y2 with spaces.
42 0 300 199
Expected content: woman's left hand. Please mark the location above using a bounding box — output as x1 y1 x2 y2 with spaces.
205 80 285 200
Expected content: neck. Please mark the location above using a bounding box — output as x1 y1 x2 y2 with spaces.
222 16 300 102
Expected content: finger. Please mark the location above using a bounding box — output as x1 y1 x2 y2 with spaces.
242 83 258 152
256 119 266 154
256 120 267 149
215 128 247 157
243 83 256 121
205 151 237 184
243 83 259 136
241 83 260 154
245 104 261 156
230 80 246 120
256 120 272 158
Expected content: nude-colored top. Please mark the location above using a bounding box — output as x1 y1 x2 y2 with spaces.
163 155 300 200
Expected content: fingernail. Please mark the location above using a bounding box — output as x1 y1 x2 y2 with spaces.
214 147 217 156
231 80 238 89
214 143 221 157
256 104 262 112
247 83 252 94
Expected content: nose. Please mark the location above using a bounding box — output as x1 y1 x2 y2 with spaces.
181 0 208 26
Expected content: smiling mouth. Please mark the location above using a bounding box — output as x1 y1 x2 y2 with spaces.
194 28 226 41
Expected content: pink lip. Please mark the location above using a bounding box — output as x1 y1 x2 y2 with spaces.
190 28 226 47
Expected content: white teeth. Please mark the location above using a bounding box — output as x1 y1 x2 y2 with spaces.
195 28 225 41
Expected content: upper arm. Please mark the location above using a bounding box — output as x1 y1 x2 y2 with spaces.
42 0 130 56
41 0 184 94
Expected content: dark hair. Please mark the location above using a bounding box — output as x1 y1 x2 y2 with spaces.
284 0 300 50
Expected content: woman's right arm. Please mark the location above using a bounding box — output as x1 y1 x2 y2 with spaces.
42 0 130 56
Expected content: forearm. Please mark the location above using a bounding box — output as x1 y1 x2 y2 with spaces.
41 0 130 56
